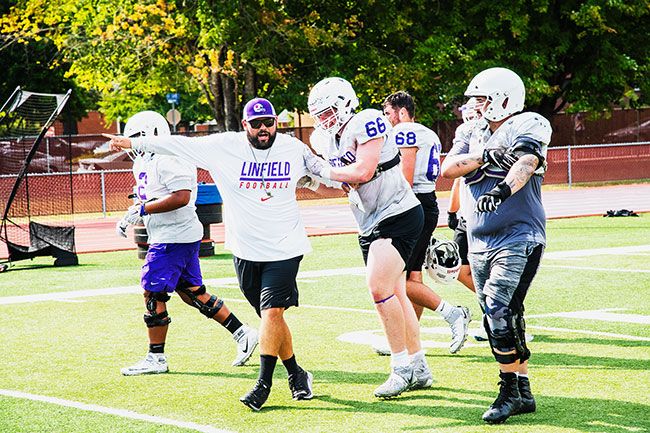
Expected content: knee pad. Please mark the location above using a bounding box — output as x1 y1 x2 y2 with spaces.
513 312 531 362
144 291 171 328
484 299 518 364
177 284 224 319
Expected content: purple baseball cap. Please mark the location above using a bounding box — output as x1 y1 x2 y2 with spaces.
243 98 277 121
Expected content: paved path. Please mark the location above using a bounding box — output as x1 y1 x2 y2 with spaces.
2 183 649 257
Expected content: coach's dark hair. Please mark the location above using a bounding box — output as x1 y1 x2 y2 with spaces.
383 91 415 118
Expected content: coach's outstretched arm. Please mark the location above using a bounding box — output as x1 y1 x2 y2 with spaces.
103 133 220 170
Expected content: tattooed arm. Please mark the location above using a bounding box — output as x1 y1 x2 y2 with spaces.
440 151 484 179
503 153 539 194
474 153 539 213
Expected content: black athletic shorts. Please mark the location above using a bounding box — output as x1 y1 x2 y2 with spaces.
233 255 303 317
453 227 470 266
358 205 424 269
406 192 439 274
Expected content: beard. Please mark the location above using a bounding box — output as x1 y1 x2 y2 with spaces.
247 130 277 150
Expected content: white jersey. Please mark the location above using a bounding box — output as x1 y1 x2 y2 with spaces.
132 154 203 244
319 108 420 235
133 132 331 262
388 122 441 193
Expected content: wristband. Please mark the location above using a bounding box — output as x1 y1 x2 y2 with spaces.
139 203 148 216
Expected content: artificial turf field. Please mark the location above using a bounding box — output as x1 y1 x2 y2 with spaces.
1 215 649 433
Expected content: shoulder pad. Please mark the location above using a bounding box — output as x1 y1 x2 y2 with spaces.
346 109 392 144
504 112 552 145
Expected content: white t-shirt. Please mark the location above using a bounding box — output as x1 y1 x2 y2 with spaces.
388 122 441 193
132 154 203 244
317 109 420 236
133 132 331 262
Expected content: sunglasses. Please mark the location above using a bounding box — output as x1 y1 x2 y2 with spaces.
248 118 276 129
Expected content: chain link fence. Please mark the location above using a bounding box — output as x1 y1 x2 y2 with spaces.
2 126 649 217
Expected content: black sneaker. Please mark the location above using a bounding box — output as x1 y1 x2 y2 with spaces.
517 376 536 414
240 379 271 411
482 372 522 424
288 368 313 400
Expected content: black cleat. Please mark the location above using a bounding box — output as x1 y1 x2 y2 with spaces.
240 379 271 411
517 376 536 414
482 372 522 424
288 368 313 400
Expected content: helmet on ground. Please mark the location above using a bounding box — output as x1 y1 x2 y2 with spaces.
123 111 171 159
460 97 481 123
464 67 525 122
425 238 461 284
308 77 359 135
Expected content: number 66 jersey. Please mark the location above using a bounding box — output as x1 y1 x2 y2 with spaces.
323 108 420 235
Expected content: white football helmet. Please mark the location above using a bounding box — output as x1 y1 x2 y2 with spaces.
425 238 461 284
460 97 481 123
464 67 525 122
123 111 171 159
308 77 359 135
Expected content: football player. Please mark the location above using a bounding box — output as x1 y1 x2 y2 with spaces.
381 91 471 354
441 67 552 424
307 78 432 398
117 111 258 376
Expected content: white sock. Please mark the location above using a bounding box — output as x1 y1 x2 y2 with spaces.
409 350 426 363
518 373 529 378
390 350 410 369
435 300 453 320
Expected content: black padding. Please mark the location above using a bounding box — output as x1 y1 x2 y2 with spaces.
484 314 518 365
144 310 171 328
176 284 222 318
512 137 545 168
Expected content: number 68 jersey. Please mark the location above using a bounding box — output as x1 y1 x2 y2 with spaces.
322 108 420 235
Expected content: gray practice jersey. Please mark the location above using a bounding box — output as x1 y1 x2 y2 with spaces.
133 154 203 244
388 122 441 193
318 108 420 235
447 112 552 252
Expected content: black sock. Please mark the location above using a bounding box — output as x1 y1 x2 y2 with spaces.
222 313 243 335
259 354 277 385
149 343 165 354
282 354 300 376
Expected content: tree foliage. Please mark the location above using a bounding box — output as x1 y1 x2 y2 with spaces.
1 0 648 128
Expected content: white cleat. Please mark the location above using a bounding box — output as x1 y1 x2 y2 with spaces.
121 352 168 376
232 325 259 367
448 306 471 354
374 365 413 398
409 357 433 390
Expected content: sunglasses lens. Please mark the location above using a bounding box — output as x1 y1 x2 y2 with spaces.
249 118 275 128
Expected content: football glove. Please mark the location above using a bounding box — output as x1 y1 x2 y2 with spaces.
116 218 129 238
482 148 519 171
447 212 459 230
476 182 512 213
122 203 144 225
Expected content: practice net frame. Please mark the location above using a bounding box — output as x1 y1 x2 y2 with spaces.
0 86 77 270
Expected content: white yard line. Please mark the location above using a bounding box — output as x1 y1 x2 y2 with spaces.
0 389 234 433
0 267 366 306
543 265 650 273
544 245 650 259
526 326 650 342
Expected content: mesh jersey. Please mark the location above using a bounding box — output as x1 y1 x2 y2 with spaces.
388 122 441 193
319 108 420 235
132 154 203 244
133 132 331 261
448 112 552 252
